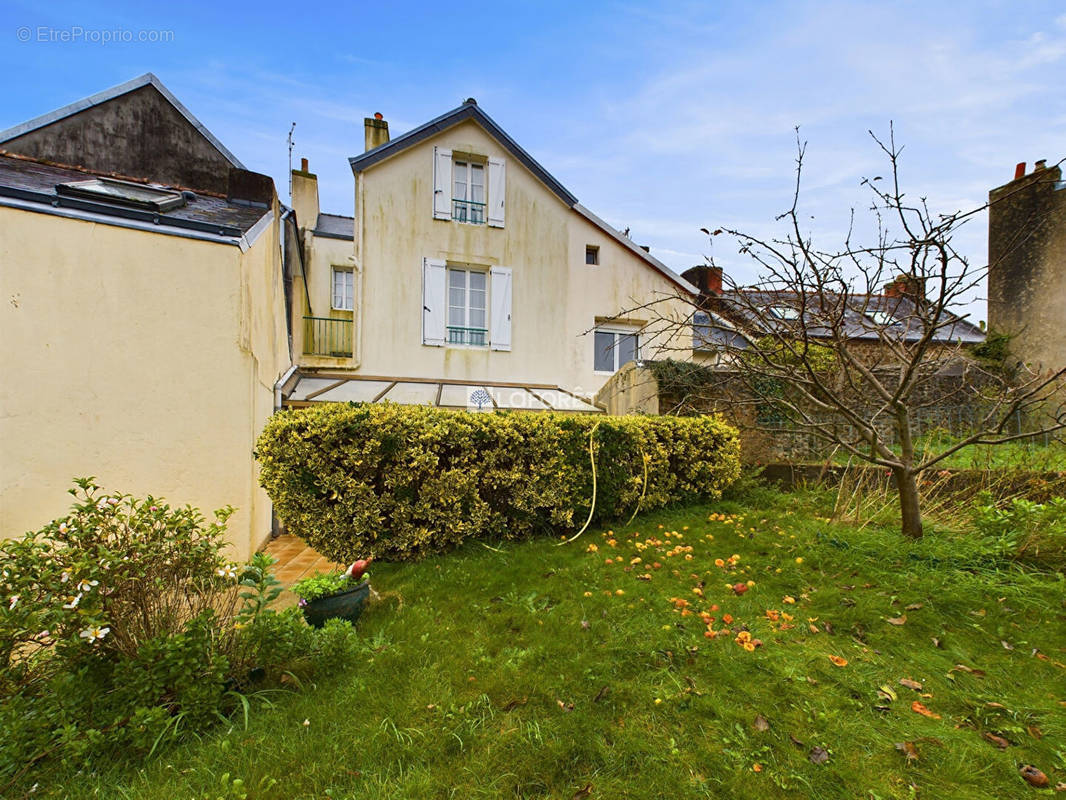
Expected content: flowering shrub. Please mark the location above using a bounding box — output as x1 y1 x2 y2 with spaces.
257 404 741 562
0 480 363 779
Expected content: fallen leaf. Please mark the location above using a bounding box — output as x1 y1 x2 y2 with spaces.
1054 781 1066 792
809 623 820 634
887 615 907 626
899 678 923 691
500 697 527 712
905 602 924 611
932 637 942 648
877 685 898 702
572 784 593 800
982 732 1010 750
911 701 941 719
1027 724 1043 740
753 714 770 732
789 733 805 747
950 664 986 676
808 746 829 764
593 686 610 703
1001 640 1014 651
828 655 848 667
556 699 574 712
1020 765 1049 788
894 741 919 761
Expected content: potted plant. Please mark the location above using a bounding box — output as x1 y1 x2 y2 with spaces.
292 558 371 628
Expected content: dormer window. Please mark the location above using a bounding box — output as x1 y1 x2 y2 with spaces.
56 178 186 212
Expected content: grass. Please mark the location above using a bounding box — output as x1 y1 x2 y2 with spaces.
824 435 1066 472
22 488 1066 799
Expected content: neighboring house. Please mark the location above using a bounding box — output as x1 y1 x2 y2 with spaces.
281 100 697 412
0 74 293 558
988 159 1066 373
679 265 984 363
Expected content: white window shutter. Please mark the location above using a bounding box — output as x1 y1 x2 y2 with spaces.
433 147 452 220
487 158 506 227
489 266 512 351
423 258 447 346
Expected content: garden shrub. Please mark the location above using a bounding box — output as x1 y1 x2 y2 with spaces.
257 403 741 562
971 495 1066 570
0 480 363 781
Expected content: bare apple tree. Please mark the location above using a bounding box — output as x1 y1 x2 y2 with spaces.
630 128 1065 538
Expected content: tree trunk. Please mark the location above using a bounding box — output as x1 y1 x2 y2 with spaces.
896 468 923 539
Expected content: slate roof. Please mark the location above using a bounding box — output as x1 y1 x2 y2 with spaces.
717 290 985 344
313 212 354 240
0 153 268 239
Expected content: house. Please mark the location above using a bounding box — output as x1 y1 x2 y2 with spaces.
280 100 698 412
988 159 1066 373
0 74 293 558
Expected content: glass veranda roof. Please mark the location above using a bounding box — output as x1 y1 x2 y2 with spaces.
281 372 604 414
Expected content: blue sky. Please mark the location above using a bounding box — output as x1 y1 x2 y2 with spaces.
4 0 1065 323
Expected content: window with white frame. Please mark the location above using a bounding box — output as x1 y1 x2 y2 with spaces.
433 147 506 227
331 267 354 311
452 160 486 224
447 267 488 346
594 325 640 373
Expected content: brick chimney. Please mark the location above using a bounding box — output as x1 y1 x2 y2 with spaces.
884 273 924 302
364 112 389 152
681 265 724 310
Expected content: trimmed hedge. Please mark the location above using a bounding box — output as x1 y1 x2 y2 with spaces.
257 403 740 562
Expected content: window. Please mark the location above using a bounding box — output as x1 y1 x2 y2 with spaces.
866 310 896 326
331 268 354 311
594 326 640 373
56 177 186 212
447 267 488 345
585 245 599 265
769 305 800 321
452 160 486 224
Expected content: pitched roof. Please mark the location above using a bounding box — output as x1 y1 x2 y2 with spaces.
718 290 986 344
348 100 697 295
349 100 576 206
313 212 354 240
0 73 245 170
0 153 269 244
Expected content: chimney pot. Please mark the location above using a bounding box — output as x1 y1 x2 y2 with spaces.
300 157 309 172
374 112 383 120
1035 159 1047 171
1014 162 1026 180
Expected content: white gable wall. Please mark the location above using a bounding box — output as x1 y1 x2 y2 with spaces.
351 119 692 397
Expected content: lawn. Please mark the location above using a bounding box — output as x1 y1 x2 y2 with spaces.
27 488 1066 799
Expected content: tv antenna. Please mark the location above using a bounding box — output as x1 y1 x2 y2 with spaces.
287 122 297 201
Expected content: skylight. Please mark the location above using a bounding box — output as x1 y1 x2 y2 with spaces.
866 310 897 326
56 178 186 212
769 305 800 321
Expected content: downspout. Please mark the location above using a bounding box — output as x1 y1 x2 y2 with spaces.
354 171 365 369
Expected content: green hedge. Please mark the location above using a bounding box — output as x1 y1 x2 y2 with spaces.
257 403 741 562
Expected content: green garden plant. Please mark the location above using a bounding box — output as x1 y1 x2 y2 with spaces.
256 403 741 562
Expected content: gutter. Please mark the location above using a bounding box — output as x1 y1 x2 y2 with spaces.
274 364 300 411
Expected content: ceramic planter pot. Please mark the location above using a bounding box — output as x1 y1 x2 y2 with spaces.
301 580 370 628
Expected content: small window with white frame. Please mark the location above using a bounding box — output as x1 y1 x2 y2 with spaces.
331 267 354 311
452 160 486 224
447 266 488 346
594 325 640 373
